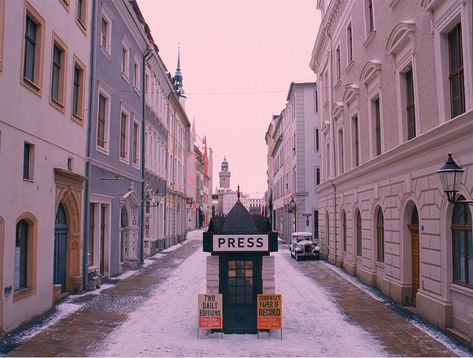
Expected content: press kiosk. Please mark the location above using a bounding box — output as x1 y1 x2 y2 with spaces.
203 198 278 334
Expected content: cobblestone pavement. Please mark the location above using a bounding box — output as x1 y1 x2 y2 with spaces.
4 237 202 357
280 242 473 357
4 237 472 357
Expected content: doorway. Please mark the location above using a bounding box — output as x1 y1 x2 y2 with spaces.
408 207 419 306
54 204 68 292
219 254 262 333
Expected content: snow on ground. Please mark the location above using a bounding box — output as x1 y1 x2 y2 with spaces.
94 231 385 357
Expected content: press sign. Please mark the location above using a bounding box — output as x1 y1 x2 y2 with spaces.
213 234 269 252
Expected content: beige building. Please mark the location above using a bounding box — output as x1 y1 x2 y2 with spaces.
0 0 90 332
310 0 473 341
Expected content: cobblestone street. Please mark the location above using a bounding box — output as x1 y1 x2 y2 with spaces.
3 238 202 357
2 234 472 356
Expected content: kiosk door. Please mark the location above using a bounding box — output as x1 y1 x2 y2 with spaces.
221 255 262 334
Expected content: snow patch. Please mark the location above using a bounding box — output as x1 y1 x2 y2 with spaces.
95 242 386 357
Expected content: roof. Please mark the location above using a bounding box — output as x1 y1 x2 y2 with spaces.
292 231 313 236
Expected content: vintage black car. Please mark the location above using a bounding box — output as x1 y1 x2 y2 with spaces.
289 231 320 261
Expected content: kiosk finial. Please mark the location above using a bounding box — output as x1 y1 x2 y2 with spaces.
237 185 240 200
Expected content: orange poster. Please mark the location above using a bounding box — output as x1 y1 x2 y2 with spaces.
257 294 282 329
198 294 223 329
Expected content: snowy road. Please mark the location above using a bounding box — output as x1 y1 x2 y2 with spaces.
94 231 385 357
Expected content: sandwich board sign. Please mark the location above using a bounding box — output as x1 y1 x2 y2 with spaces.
198 294 223 338
257 294 282 340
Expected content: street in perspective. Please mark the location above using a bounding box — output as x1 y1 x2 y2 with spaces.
3 230 472 357
1 0 473 356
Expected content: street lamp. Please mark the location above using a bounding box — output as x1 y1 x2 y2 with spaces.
437 153 473 206
290 198 297 232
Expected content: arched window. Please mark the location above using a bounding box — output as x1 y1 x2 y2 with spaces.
452 197 472 285
15 220 29 290
356 210 362 257
376 208 384 262
342 211 347 252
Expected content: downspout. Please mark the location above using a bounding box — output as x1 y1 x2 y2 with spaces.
327 29 338 264
82 0 97 288
141 48 153 264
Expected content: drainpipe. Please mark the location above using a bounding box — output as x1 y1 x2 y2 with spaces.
82 0 97 289
141 48 153 264
326 29 338 264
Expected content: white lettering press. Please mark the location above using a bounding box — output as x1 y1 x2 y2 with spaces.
213 235 269 252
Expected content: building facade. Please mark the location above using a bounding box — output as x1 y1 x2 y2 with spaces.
86 0 147 277
166 90 191 246
266 83 320 241
0 0 90 332
310 0 473 341
143 39 169 256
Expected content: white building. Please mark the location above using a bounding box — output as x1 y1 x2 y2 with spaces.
144 42 169 255
0 0 90 332
266 82 320 241
310 0 473 341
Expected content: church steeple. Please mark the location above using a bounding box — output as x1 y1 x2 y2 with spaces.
174 46 186 98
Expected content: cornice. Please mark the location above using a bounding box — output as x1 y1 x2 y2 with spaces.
360 60 382 85
385 20 416 55
310 0 346 73
331 102 344 118
318 110 473 191
342 83 359 105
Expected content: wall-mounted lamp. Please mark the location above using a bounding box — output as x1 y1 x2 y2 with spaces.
437 153 472 206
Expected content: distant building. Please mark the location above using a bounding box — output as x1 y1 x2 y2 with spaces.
266 82 320 241
216 158 250 215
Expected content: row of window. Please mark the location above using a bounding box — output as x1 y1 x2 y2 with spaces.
326 20 466 180
332 199 472 287
22 2 86 122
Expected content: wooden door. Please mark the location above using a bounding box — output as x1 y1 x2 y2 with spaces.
409 225 419 305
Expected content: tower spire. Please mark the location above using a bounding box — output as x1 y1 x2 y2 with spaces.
174 45 185 98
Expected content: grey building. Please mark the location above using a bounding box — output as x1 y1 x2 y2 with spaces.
85 0 148 278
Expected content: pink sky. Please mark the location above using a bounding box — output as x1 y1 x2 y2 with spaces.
137 0 321 196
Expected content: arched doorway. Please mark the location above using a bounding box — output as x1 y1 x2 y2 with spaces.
54 204 68 292
408 206 419 305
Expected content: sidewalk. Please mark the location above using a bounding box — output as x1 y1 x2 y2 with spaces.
284 250 473 357
4 236 202 357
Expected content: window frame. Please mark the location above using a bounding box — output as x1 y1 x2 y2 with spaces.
356 210 362 257
50 33 67 112
119 105 130 163
131 118 141 168
13 214 37 302
448 23 465 119
96 82 112 154
376 208 384 263
346 21 353 66
431 2 472 124
71 55 85 123
121 39 131 81
451 199 472 287
21 2 45 96
100 6 112 58
342 210 347 252
23 142 34 181
351 114 360 168
75 0 87 34
133 55 141 92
